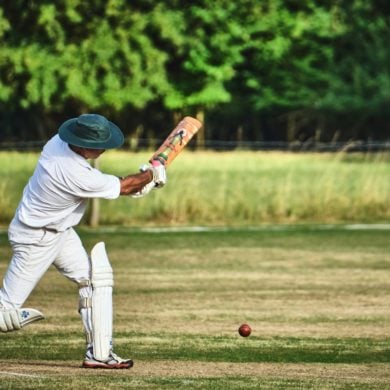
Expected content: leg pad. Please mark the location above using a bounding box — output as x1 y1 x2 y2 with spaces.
90 242 113 361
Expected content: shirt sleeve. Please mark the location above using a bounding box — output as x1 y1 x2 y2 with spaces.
67 165 121 199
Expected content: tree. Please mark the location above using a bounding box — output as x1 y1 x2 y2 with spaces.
225 0 390 142
0 0 171 139
0 1 389 143
158 1 247 145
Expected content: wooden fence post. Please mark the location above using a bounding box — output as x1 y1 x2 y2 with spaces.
89 159 100 227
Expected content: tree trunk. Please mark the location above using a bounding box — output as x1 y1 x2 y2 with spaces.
89 159 100 227
196 109 205 149
287 112 297 143
237 125 243 148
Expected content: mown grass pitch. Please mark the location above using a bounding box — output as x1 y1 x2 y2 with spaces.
0 225 390 389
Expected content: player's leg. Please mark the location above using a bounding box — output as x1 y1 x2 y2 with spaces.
51 228 93 347
54 229 133 369
0 222 66 332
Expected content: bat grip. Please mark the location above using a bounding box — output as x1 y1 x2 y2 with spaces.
151 158 165 167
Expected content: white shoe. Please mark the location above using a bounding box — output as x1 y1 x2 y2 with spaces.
82 347 133 369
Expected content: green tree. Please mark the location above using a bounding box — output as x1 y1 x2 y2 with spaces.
0 0 389 143
158 1 247 144
225 0 390 142
0 0 171 138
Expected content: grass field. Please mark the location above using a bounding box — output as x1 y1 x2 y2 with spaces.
0 226 390 389
1 150 390 225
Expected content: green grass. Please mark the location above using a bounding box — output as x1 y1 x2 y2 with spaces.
3 331 389 363
0 226 390 388
1 150 390 225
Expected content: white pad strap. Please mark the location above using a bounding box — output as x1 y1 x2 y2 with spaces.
91 242 113 361
78 279 93 345
0 308 44 332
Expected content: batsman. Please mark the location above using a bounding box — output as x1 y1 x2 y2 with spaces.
0 114 169 369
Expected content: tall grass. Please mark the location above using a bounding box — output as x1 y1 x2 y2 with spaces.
0 150 390 225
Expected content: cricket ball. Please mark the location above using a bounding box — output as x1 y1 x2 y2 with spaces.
238 323 251 337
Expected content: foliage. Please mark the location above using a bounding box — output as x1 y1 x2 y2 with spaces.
0 1 389 142
162 1 246 110
224 0 390 141
0 1 170 111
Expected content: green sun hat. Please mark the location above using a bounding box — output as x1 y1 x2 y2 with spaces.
58 114 124 149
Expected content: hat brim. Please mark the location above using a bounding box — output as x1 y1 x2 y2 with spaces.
58 118 124 149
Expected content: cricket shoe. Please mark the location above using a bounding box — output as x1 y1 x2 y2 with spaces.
82 347 134 369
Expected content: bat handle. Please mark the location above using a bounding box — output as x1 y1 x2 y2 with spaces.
151 157 165 167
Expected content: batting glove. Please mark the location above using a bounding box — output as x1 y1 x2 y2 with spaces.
139 162 167 188
131 180 155 198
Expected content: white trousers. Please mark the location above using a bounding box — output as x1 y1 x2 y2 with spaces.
0 218 92 327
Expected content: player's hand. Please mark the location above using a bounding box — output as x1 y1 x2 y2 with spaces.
151 161 167 188
139 161 167 188
131 180 155 198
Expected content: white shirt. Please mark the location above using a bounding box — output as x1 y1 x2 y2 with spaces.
15 135 120 231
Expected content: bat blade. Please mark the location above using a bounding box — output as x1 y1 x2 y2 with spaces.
150 116 202 167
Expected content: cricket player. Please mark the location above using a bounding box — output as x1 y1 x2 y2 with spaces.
0 114 166 369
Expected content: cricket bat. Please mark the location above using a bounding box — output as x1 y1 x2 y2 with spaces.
149 116 202 167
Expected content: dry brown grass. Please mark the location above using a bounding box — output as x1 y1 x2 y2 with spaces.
1 227 390 388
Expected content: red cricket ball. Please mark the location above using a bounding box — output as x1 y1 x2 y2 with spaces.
238 323 251 337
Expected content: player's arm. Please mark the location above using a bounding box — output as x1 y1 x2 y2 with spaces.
119 170 153 196
119 163 166 196
119 116 200 197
